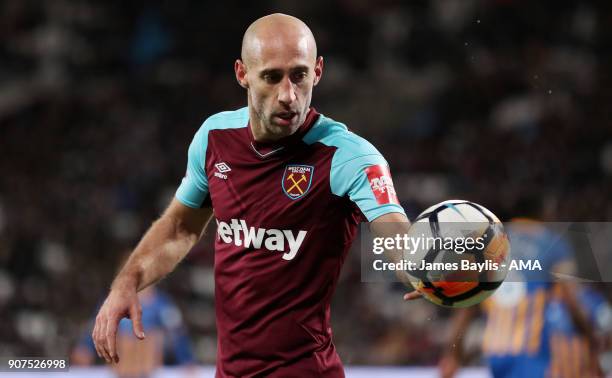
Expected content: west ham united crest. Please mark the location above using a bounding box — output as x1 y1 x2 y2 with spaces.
282 165 314 200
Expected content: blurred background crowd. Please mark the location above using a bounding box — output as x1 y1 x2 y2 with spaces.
0 0 611 370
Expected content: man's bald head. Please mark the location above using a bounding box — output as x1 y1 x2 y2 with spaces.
235 13 323 142
241 13 317 67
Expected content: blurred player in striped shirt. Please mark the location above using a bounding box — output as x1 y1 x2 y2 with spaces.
439 198 602 378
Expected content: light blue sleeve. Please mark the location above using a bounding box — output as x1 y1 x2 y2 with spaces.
302 115 406 221
331 153 406 222
176 126 209 208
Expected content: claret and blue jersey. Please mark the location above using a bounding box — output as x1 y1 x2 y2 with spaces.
176 107 405 377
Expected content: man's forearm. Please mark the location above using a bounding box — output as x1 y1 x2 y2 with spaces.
112 212 203 292
559 282 598 346
369 212 415 286
445 307 477 358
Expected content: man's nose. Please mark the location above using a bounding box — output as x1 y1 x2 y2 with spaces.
278 77 296 106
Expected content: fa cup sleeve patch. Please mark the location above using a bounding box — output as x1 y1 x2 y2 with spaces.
364 165 400 205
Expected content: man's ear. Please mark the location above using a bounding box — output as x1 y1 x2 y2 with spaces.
313 56 324 87
234 59 249 89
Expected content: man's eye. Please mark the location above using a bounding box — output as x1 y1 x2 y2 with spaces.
263 73 282 83
292 72 308 82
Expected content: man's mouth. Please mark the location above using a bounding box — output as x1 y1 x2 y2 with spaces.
273 111 297 126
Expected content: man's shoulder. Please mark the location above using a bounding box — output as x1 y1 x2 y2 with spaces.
305 113 383 165
198 107 249 134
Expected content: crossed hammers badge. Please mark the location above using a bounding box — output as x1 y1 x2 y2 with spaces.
282 165 314 200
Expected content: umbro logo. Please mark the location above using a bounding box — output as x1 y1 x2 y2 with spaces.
214 162 231 180
215 162 231 173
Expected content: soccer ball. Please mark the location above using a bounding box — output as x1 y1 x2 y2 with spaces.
404 200 510 307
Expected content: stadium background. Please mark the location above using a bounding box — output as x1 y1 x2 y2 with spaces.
0 0 610 375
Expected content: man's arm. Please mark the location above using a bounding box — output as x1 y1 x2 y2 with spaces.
369 212 423 300
112 199 213 292
92 198 213 364
556 281 603 376
557 282 597 343
438 307 478 378
372 212 478 377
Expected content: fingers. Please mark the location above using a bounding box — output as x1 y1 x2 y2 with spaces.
97 314 113 363
92 307 120 364
92 318 103 360
403 291 423 301
92 291 144 365
105 316 120 364
130 304 145 340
